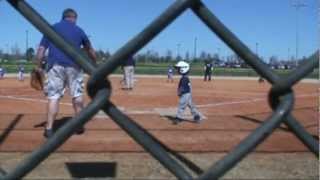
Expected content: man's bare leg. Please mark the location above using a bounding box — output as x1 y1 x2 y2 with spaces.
44 99 59 138
72 96 85 134
72 96 83 114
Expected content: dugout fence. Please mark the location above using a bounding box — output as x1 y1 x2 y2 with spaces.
1 0 319 179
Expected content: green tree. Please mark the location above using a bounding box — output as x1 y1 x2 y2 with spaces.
0 49 3 60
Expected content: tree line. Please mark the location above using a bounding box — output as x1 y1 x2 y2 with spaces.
0 46 317 69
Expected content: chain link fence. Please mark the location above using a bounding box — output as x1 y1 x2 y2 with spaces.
1 0 318 179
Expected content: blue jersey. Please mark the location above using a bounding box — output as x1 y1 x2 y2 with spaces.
168 67 174 75
40 20 90 68
123 56 135 67
178 75 191 96
18 66 24 73
0 67 4 75
205 63 213 72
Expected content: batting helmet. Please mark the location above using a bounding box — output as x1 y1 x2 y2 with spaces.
175 61 190 74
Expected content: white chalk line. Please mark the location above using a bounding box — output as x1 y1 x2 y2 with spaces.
198 90 266 97
0 93 317 117
197 98 264 108
197 93 318 108
0 95 72 106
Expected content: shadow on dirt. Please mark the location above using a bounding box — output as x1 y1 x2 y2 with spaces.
163 115 198 124
0 114 23 145
236 115 319 140
235 115 290 132
65 162 116 178
33 116 84 135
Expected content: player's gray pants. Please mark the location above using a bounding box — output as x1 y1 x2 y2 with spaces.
177 93 200 119
124 66 134 89
18 71 24 81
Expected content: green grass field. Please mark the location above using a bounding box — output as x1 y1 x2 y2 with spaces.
1 61 318 79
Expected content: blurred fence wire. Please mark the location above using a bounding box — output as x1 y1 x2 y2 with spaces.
2 0 319 179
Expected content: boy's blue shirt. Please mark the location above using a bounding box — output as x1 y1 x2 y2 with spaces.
178 74 191 96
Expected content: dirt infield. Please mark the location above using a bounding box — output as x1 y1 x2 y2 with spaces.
0 76 318 179
0 76 318 152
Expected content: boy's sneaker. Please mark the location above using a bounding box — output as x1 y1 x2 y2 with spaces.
173 117 183 125
43 129 54 138
194 115 201 123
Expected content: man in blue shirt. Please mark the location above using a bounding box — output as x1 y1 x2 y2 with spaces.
174 61 202 124
35 8 96 138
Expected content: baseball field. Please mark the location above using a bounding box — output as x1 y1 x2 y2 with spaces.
0 75 318 179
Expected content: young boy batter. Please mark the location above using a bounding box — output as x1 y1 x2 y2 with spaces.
174 61 202 124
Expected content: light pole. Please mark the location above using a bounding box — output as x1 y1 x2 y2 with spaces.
193 38 197 60
5 44 9 54
255 43 259 58
25 30 29 60
217 48 221 57
193 37 197 60
292 0 306 67
217 48 221 63
25 30 29 51
177 43 181 60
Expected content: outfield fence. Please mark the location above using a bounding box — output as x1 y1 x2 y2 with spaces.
1 0 318 179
